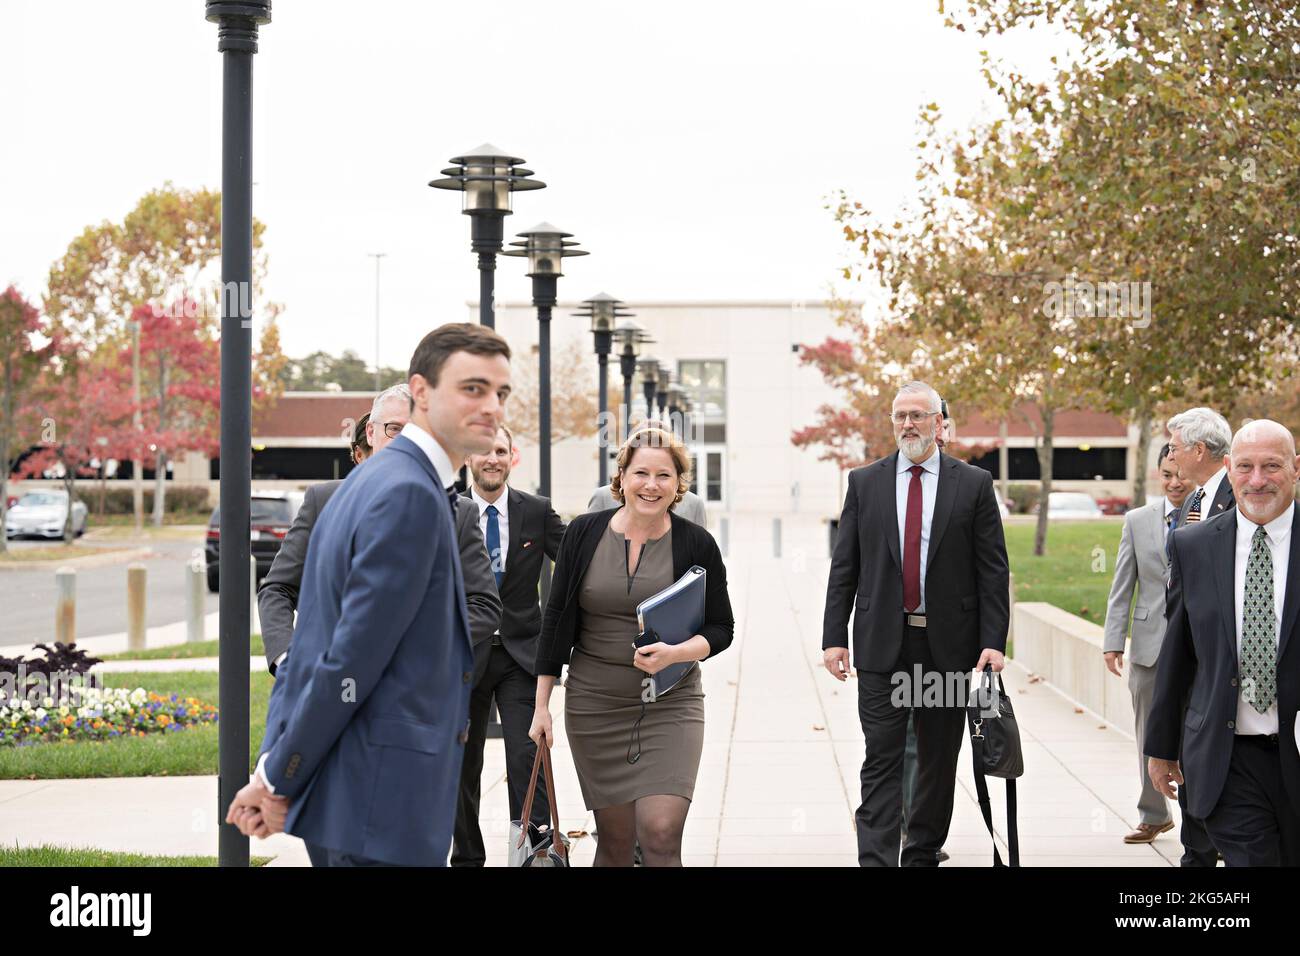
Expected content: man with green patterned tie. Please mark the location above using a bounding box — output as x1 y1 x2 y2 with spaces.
1146 420 1300 866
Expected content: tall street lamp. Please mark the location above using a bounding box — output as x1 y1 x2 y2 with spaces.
574 293 633 487
429 144 545 328
367 252 386 391
500 223 587 499
637 354 660 429
614 319 652 441
205 0 270 869
655 362 673 424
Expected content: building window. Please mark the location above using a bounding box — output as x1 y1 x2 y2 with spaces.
968 446 1127 481
688 450 724 504
677 360 726 443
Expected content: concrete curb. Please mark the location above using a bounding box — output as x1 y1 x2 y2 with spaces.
0 546 154 573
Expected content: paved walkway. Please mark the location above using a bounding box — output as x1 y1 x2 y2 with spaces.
0 515 1185 866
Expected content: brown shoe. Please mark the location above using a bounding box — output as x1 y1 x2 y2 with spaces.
1124 821 1174 844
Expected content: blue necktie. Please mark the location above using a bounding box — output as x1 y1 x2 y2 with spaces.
485 504 503 588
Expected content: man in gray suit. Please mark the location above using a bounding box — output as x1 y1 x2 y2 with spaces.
258 383 501 676
1103 443 1190 844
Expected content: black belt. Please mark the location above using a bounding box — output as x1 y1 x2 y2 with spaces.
1237 733 1279 747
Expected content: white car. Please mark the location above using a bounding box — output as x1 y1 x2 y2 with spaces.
3 490 89 539
993 487 1011 519
1043 491 1104 520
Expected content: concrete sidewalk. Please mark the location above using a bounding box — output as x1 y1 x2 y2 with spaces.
0 514 1183 866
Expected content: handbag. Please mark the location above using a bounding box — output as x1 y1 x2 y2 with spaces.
509 741 570 868
967 665 1023 867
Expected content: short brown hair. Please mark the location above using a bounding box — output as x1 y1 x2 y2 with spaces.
352 413 372 456
496 422 514 451
610 427 692 509
408 322 511 389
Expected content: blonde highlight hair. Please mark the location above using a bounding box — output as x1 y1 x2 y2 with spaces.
610 427 692 509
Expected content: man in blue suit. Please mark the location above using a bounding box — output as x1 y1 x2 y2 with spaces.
226 322 513 866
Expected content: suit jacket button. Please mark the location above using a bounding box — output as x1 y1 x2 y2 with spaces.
1230 677 1239 687
1227 720 1235 730
458 729 469 745
463 672 472 684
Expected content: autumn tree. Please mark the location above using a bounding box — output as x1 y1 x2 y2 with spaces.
0 287 61 554
505 339 601 444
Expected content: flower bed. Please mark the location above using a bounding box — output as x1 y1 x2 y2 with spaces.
0 686 218 747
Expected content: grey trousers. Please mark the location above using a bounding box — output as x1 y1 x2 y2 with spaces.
1128 662 1172 826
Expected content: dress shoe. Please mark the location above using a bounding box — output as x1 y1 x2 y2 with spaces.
1123 820 1174 844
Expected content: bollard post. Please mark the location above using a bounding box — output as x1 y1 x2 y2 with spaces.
250 553 260 638
719 515 729 557
187 558 206 643
126 563 147 652
55 567 76 645
772 516 782 559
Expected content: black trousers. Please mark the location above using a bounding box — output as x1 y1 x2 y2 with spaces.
451 643 550 867
1204 734 1300 867
855 625 967 867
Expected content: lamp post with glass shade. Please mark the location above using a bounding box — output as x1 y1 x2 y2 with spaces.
429 144 545 328
500 223 587 499
637 354 660 428
574 294 634 487
655 363 673 425
665 382 686 436
614 319 652 442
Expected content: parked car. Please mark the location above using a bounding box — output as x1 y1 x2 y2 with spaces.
205 491 305 592
1036 491 1104 520
1095 495 1131 516
3 490 88 539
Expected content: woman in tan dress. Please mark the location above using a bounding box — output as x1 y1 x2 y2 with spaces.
531 428 734 866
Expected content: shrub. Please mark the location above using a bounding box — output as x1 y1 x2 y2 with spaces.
92 486 211 514
1005 483 1042 515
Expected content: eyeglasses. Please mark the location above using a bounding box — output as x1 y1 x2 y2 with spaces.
373 421 403 439
889 410 939 425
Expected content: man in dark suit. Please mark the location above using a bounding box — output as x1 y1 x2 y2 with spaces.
226 323 513 866
1161 405 1235 865
258 385 500 678
452 423 566 866
822 381 1010 866
1147 419 1300 866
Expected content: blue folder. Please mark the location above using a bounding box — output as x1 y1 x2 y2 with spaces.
634 565 707 698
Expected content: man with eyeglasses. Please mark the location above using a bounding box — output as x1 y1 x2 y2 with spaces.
822 382 1010 866
258 383 501 681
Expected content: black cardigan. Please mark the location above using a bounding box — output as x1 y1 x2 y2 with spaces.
536 508 735 677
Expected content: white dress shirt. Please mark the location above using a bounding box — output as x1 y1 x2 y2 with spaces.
1195 466 1229 516
1232 501 1294 736
895 446 940 613
471 484 509 637
255 422 457 793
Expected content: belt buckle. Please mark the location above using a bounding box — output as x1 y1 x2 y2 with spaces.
906 613 927 629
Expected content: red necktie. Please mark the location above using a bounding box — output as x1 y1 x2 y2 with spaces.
903 464 924 613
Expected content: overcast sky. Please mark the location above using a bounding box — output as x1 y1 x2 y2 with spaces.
3 1 1065 368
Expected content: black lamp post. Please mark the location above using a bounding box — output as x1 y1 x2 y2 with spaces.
637 354 660 428
574 293 634 486
655 362 673 424
614 319 652 442
501 223 587 499
205 0 270 869
665 382 686 434
429 144 545 328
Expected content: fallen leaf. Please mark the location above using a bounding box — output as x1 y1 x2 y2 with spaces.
1074 707 1084 714
565 829 589 840
1097 725 1107 730
812 724 825 731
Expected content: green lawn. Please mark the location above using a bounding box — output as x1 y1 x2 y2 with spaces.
0 544 128 562
103 634 265 661
0 844 270 866
1004 521 1125 625
0 670 274 779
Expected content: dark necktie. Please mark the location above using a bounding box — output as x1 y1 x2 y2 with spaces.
447 487 460 513
903 464 924 613
1164 510 1175 558
485 503 504 588
1185 487 1205 524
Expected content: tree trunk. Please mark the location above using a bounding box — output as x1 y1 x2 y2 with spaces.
61 463 76 545
0 435 8 557
1033 405 1055 557
1131 406 1154 508
151 450 168 527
